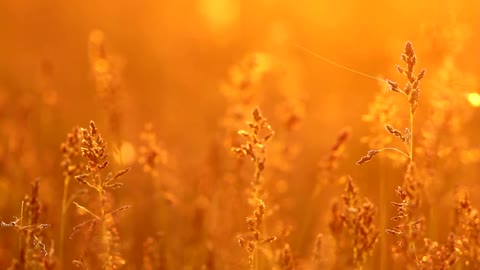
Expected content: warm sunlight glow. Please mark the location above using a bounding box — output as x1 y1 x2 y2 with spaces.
467 92 480 107
199 0 239 33
1 1 479 269
114 141 137 166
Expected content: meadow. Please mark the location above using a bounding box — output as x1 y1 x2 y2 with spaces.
0 1 479 269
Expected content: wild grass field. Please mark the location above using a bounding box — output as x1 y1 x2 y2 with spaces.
1 1 480 269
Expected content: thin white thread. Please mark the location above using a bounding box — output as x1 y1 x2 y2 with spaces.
295 44 387 83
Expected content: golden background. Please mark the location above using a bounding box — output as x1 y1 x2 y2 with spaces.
0 0 479 269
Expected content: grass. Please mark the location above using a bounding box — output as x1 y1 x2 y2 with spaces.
1 27 480 270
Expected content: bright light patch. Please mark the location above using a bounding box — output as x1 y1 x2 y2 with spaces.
467 92 480 107
199 0 238 34
114 141 137 166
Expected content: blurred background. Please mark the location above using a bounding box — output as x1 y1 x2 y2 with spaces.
0 0 479 269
